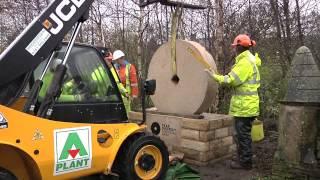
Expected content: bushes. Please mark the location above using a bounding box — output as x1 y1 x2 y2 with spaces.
259 64 287 120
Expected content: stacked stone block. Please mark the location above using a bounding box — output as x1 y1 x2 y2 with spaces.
128 112 236 166
174 114 235 166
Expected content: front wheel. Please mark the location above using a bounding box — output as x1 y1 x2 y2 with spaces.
0 167 17 180
117 135 169 180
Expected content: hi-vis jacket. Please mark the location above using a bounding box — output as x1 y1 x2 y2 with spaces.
91 66 128 98
117 63 139 98
39 71 81 102
213 50 261 117
115 62 139 113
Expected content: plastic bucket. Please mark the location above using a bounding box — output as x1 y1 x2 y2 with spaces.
251 119 264 142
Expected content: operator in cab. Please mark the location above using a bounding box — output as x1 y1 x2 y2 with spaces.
39 59 85 102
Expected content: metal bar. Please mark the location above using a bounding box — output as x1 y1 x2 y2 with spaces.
62 22 83 66
162 0 207 9
140 0 207 9
39 52 55 80
139 80 147 125
139 0 159 7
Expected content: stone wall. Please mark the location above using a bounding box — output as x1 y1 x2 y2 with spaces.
128 112 235 166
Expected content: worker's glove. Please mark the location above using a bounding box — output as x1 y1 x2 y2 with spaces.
204 68 215 78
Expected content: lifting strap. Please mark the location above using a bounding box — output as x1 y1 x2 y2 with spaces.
170 7 183 83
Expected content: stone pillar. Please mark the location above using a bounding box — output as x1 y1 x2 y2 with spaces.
273 46 320 179
276 105 318 164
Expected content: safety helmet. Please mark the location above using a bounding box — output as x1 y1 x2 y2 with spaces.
112 50 125 61
231 34 256 48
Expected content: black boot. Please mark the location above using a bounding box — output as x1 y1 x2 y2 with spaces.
230 160 252 170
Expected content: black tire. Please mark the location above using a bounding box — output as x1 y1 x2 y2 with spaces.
0 167 17 180
115 135 169 180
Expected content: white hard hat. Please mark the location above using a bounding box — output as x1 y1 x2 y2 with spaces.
112 50 125 61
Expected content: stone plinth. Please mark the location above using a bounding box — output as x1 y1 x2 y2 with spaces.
273 105 320 179
272 46 320 179
128 112 235 166
277 105 318 164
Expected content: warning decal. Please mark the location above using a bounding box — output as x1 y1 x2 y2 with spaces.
25 28 51 56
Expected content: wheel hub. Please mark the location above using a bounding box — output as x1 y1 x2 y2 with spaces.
138 154 156 171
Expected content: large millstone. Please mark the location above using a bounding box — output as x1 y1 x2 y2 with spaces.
148 40 218 115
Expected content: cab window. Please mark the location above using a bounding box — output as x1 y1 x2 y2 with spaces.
35 46 120 103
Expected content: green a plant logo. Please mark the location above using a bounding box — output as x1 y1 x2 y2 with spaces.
54 127 92 175
59 132 88 160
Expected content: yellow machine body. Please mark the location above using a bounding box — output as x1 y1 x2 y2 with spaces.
0 105 145 179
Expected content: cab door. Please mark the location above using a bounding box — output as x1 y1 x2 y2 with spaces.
33 44 128 123
32 45 128 176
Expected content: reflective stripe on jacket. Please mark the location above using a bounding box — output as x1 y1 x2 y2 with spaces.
39 71 81 102
118 63 139 98
110 67 128 97
91 66 109 97
213 50 261 117
91 66 127 101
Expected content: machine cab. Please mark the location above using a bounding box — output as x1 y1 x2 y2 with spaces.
30 43 127 123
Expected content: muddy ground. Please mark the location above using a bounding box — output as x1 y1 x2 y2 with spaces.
197 120 278 180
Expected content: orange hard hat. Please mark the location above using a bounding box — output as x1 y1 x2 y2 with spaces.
231 34 256 48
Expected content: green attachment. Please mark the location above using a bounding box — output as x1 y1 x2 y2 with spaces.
165 162 200 180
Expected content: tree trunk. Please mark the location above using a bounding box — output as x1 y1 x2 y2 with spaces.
270 0 288 77
295 0 304 46
206 0 212 50
137 6 145 80
212 0 224 113
122 0 125 50
156 5 163 44
283 0 291 43
248 0 252 34
79 26 84 43
165 6 169 41
283 0 292 64
214 0 224 70
22 0 29 26
90 17 94 45
35 0 42 14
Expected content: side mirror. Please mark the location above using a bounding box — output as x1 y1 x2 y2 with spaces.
139 79 156 125
144 80 156 96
